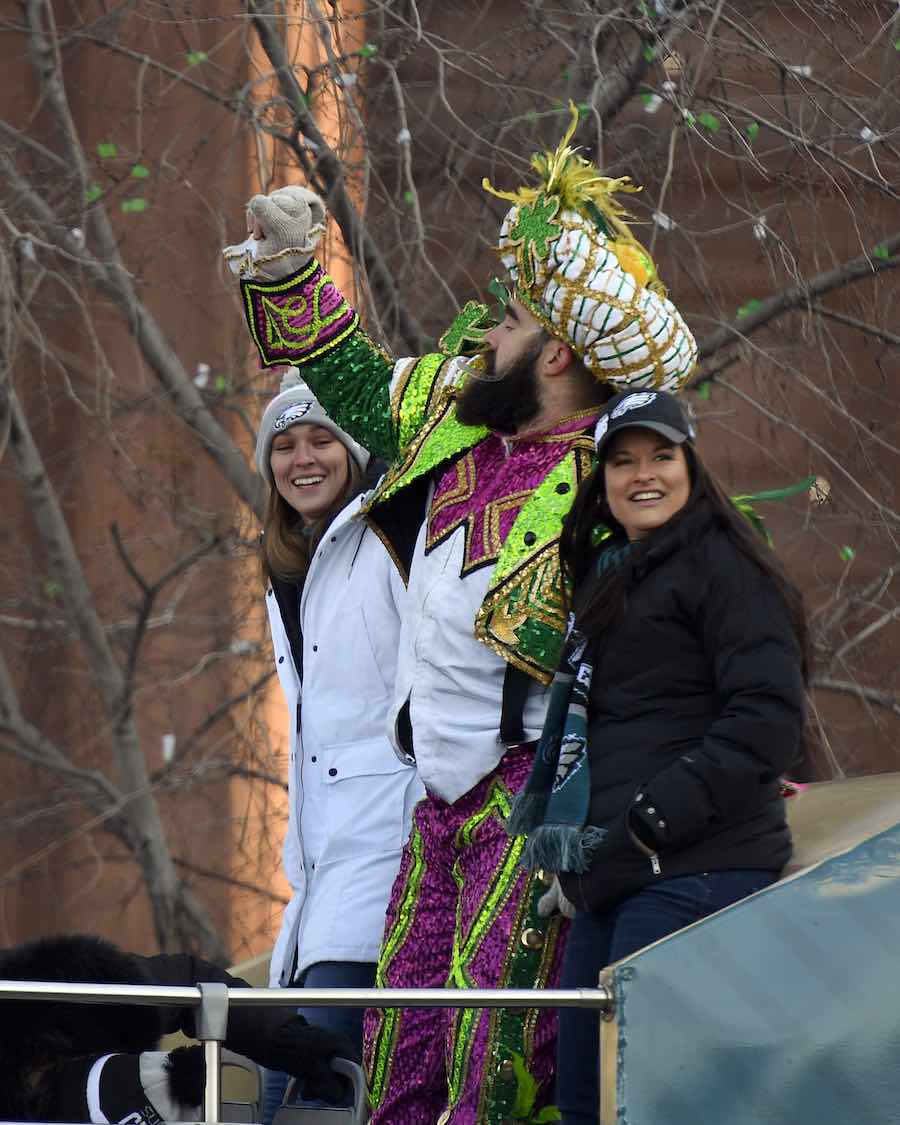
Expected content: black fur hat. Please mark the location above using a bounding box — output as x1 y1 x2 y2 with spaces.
0 933 164 1067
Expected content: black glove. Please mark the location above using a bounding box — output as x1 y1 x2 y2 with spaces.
267 1018 360 1104
142 954 358 1103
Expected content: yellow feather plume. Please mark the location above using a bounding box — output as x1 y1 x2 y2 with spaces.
483 102 665 294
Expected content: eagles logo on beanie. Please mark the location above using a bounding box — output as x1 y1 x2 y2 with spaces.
255 368 368 482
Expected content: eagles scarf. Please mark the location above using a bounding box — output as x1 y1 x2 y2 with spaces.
507 542 631 873
506 612 605 872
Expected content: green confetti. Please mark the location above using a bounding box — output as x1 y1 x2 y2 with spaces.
487 276 509 304
96 142 117 159
737 475 816 503
504 1050 560 1122
576 102 591 116
214 375 228 393
510 1053 539 1118
642 44 656 62
84 183 103 204
698 112 721 131
737 298 762 318
487 276 510 320
894 37 900 51
130 164 150 179
732 498 772 545
840 545 855 562
45 579 62 599
120 198 149 213
746 121 760 140
872 245 890 260
682 110 697 128
696 381 711 400
402 189 415 204
524 109 538 123
186 50 208 65
640 91 654 106
358 42 378 58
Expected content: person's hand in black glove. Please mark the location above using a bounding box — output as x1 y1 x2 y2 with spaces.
142 953 360 1104
266 1017 360 1104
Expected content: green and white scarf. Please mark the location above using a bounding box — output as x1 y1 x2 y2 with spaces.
507 543 631 873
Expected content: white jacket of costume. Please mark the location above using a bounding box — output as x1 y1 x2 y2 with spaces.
267 493 423 986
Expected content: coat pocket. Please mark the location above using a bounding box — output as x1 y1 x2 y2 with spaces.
319 738 418 862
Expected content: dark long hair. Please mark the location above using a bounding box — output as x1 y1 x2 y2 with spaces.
260 450 366 586
560 441 811 684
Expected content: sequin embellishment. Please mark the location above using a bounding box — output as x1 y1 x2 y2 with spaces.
427 412 598 579
241 260 358 368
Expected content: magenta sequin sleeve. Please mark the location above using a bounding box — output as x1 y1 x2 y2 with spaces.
240 262 401 461
240 260 358 367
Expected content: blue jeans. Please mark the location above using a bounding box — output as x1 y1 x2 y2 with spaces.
261 960 375 1125
556 869 777 1124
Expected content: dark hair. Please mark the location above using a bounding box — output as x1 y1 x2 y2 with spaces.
560 441 811 684
260 449 365 586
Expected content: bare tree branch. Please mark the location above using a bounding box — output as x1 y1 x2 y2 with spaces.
0 154 263 518
810 303 900 349
694 235 900 365
173 857 289 905
2 376 225 957
813 677 900 719
247 0 428 352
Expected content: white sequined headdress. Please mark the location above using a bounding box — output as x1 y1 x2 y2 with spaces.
484 105 697 391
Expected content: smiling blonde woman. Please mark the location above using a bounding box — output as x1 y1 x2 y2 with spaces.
255 370 423 1120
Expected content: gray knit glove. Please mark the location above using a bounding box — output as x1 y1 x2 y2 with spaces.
223 186 326 280
536 875 577 920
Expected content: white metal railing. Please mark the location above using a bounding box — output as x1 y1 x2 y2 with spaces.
0 980 613 1124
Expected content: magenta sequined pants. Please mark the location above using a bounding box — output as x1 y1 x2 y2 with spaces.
364 746 568 1125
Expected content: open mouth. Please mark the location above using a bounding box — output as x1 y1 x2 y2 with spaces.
629 490 665 505
291 475 326 488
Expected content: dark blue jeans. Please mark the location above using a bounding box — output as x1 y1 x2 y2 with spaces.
556 869 777 1124
261 959 375 1125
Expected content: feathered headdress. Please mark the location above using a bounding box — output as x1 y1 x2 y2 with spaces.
481 103 696 392
483 102 664 295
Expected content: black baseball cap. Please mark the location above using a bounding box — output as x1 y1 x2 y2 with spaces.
594 390 695 458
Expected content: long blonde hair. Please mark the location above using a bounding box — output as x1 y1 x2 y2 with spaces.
260 450 365 586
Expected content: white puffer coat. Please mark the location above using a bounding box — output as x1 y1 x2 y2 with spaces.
266 494 423 986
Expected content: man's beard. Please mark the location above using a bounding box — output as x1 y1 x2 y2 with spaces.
455 338 544 434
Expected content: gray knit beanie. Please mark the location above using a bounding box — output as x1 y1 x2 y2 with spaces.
256 368 368 482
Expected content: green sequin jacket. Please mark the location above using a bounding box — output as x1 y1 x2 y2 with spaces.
240 270 596 684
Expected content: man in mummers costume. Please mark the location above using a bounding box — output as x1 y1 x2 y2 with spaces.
0 933 354 1123
225 109 697 1124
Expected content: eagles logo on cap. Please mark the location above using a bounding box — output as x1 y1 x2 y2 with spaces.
594 389 695 457
611 392 657 419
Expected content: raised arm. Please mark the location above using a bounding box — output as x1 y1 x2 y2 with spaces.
224 187 396 459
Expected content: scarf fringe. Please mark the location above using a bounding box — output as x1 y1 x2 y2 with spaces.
506 791 549 838
519 823 607 874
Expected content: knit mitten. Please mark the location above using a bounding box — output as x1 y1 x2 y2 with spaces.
224 186 326 280
536 875 577 920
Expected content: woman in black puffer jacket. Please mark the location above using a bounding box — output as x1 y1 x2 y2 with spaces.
508 390 809 1125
